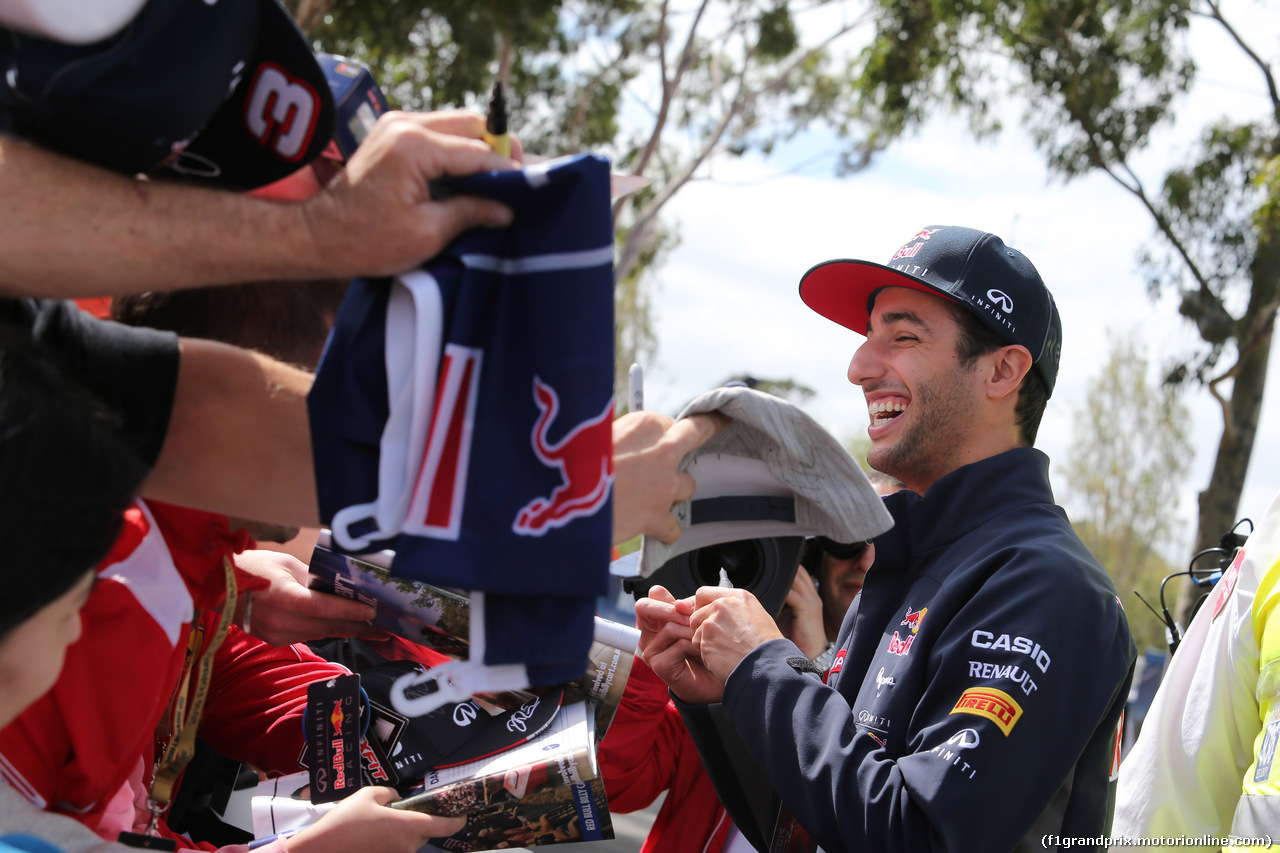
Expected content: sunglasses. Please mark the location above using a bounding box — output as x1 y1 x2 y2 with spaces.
813 537 870 560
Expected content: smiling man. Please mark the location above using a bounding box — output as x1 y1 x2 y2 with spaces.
635 226 1137 852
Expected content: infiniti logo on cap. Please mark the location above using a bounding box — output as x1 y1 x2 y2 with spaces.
987 290 1014 313
453 702 479 726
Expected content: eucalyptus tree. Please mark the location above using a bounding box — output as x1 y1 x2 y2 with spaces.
293 0 921 391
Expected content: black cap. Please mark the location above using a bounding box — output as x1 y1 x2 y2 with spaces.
358 662 565 779
0 0 335 190
798 225 1062 396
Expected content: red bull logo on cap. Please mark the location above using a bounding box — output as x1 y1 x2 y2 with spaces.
889 227 940 261
513 377 614 536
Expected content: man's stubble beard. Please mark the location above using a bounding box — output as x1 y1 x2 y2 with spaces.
867 369 976 490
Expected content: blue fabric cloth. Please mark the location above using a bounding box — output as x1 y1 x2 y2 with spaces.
309 154 615 685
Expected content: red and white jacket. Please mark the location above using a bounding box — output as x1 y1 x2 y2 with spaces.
0 500 346 849
596 658 732 853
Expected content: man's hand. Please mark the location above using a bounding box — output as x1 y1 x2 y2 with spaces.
303 110 519 279
0 110 520 297
289 786 466 853
689 586 784 683
777 566 828 660
234 550 385 647
635 585 725 705
612 410 728 545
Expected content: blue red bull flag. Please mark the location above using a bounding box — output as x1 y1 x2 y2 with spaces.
308 153 615 689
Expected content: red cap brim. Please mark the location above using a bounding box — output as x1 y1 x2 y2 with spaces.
798 259 959 335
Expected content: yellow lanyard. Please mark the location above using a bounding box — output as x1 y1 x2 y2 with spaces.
143 556 239 835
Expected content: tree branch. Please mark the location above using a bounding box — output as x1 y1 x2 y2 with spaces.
631 0 714 179
1094 154 1215 297
754 13 870 100
616 101 742 280
567 32 634 150
1202 0 1280 122
616 8 870 278
1206 359 1237 439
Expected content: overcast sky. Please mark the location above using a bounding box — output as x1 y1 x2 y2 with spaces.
634 1 1280 561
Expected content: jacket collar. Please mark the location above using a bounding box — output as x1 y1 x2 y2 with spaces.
874 447 1055 569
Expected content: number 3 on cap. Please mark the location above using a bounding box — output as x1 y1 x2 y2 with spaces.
244 63 319 161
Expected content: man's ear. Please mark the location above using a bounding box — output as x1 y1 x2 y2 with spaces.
987 345 1033 401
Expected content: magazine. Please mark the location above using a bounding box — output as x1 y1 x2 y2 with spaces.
252 702 614 850
306 535 634 742
396 700 613 849
393 699 597 816
422 778 613 851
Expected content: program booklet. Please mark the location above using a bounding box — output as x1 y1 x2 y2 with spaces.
256 702 612 849
396 700 614 850
254 698 612 850
422 778 613 850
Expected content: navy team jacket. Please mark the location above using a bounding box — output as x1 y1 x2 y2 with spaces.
678 447 1137 852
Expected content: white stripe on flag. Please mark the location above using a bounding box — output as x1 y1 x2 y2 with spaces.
459 245 614 275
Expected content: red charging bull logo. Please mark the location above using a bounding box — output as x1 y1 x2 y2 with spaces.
889 228 939 261
330 700 347 788
888 606 928 655
330 700 344 734
513 377 614 536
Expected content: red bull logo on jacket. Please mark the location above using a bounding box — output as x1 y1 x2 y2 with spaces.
887 632 914 656
887 605 928 654
901 606 928 634
513 378 614 536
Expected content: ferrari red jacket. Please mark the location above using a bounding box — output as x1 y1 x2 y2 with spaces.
597 657 732 853
0 501 345 848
